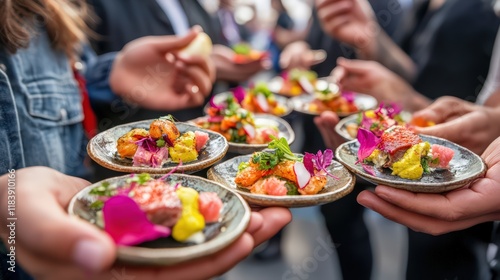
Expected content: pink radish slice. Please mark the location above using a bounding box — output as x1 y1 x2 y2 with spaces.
243 124 256 139
207 115 224 123
256 94 270 112
294 162 311 189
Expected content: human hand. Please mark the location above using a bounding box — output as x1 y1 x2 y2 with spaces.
0 167 291 280
357 136 500 235
110 27 216 111
332 58 430 112
316 0 377 52
314 111 347 150
279 41 327 71
211 44 270 82
412 96 500 154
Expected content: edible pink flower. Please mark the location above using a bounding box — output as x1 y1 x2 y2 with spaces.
103 196 171 245
231 86 246 103
386 103 402 118
341 91 355 103
356 128 380 164
209 96 226 110
302 149 338 179
360 112 373 130
362 164 376 176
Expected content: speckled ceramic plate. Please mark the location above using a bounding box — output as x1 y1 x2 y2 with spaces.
190 114 295 154
266 76 301 97
290 92 378 117
207 155 355 207
203 91 293 117
335 114 359 141
87 121 228 174
68 173 250 266
335 135 487 193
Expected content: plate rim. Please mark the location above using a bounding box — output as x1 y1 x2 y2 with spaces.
335 135 487 192
289 92 378 117
207 155 356 208
335 114 358 141
67 173 251 265
203 91 293 117
87 120 229 174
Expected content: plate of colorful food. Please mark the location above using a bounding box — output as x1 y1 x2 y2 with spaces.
335 126 486 193
87 115 229 174
335 103 414 140
194 95 294 154
68 172 250 265
232 43 268 64
289 80 378 116
267 68 319 97
205 84 292 117
207 137 355 207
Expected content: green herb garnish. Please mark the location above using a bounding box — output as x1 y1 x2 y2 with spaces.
126 173 152 185
238 162 250 172
251 137 300 170
156 138 165 147
285 181 299 195
421 157 430 173
89 200 104 210
89 181 116 197
159 115 175 122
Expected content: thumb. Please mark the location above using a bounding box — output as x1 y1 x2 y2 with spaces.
14 170 116 273
147 26 202 53
414 120 461 142
336 57 372 75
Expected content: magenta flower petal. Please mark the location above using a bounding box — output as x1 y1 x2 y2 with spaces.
341 91 355 103
303 152 316 175
209 96 226 110
231 86 246 103
357 128 380 164
322 149 334 168
387 103 402 118
362 163 376 176
103 196 170 245
360 112 373 130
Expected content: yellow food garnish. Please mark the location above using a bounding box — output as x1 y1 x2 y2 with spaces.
172 187 205 242
391 142 430 180
364 110 376 119
169 131 198 163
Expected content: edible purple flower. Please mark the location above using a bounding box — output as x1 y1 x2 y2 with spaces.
209 95 226 110
360 112 373 130
303 152 316 175
103 196 171 245
362 164 376 176
375 102 385 116
302 149 338 179
136 137 159 153
386 103 402 118
356 128 380 164
341 91 355 103
231 86 246 103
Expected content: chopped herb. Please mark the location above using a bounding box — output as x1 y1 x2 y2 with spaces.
238 162 250 172
89 200 104 210
159 115 175 122
126 173 152 185
251 137 300 170
156 138 165 147
285 182 299 195
421 157 430 173
89 181 116 197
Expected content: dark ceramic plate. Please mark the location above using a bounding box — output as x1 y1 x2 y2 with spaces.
68 174 250 266
191 114 295 154
87 121 228 174
335 135 487 193
290 92 378 117
203 91 293 117
207 155 355 207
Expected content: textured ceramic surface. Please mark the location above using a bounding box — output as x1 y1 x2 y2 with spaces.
335 135 487 193
87 121 228 174
68 174 250 266
191 114 295 154
207 155 355 207
290 93 378 117
203 91 293 117
335 114 359 141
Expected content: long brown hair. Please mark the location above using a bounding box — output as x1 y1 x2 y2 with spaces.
0 0 92 58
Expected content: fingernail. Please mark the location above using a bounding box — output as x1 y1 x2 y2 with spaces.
73 240 107 272
262 60 272 69
192 25 203 33
313 50 326 61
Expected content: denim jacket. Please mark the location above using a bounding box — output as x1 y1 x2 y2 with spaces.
0 29 116 177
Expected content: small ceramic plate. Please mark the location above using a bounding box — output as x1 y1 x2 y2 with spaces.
335 114 359 141
203 91 293 117
191 114 295 154
68 174 250 266
207 155 355 207
87 121 228 174
335 135 487 193
290 92 378 117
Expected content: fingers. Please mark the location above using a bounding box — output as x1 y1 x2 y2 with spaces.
174 60 213 96
251 207 291 246
176 52 216 83
246 212 264 235
411 96 473 124
13 169 116 273
336 57 373 74
147 27 202 54
317 0 354 25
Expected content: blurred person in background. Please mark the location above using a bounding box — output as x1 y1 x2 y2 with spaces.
86 0 270 181
314 0 500 278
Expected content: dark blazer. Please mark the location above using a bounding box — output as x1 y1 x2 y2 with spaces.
88 0 223 54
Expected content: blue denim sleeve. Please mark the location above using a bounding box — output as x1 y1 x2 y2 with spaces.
80 44 119 105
